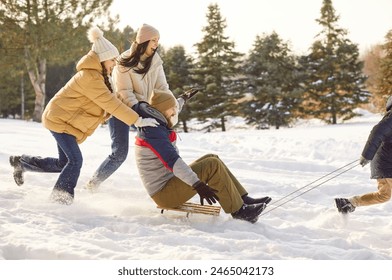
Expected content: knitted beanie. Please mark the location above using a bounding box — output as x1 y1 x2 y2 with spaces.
136 24 160 44
87 26 119 62
150 89 176 114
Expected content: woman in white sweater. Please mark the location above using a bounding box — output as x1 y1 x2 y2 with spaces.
87 24 176 190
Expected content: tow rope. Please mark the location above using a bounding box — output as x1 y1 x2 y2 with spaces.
260 159 360 216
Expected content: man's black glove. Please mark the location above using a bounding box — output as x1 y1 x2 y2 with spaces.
179 88 199 102
359 155 370 167
192 181 219 205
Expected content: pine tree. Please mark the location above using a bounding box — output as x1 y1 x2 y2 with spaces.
100 22 136 55
162 45 195 132
192 3 242 131
302 0 369 124
243 32 302 129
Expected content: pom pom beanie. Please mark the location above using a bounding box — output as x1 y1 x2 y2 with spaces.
87 26 119 62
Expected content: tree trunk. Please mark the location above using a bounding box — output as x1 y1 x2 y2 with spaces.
182 119 188 133
331 98 337 124
332 113 337 124
221 116 226 132
20 74 25 119
25 48 46 122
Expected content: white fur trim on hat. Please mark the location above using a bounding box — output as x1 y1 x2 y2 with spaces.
87 26 119 62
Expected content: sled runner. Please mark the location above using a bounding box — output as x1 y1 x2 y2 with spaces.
158 202 221 217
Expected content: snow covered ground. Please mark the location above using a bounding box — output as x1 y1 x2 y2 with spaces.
1 110 392 265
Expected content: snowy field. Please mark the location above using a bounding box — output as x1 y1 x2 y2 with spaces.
1 110 392 264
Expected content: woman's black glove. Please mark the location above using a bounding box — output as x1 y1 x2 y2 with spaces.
192 181 219 205
359 155 370 167
179 88 199 102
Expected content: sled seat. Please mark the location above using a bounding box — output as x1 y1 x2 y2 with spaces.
157 202 221 217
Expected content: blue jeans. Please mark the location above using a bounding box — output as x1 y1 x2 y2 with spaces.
89 117 129 186
20 131 82 196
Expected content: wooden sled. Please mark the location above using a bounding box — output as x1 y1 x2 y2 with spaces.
157 202 221 217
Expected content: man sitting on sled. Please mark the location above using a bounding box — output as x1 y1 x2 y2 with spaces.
133 89 271 223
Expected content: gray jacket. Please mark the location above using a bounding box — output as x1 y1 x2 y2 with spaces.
133 102 199 196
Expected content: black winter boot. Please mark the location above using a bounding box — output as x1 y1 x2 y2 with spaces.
242 194 272 205
335 198 356 214
231 203 267 224
9 156 24 186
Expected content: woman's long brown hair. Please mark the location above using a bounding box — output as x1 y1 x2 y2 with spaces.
118 41 157 78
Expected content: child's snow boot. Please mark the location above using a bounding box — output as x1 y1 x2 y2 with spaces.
335 198 356 214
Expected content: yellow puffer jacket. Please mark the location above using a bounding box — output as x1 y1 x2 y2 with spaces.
42 50 139 143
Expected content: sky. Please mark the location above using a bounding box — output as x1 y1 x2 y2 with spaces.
109 0 392 56
1 110 392 278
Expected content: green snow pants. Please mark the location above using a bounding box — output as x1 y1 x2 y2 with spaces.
151 154 247 214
